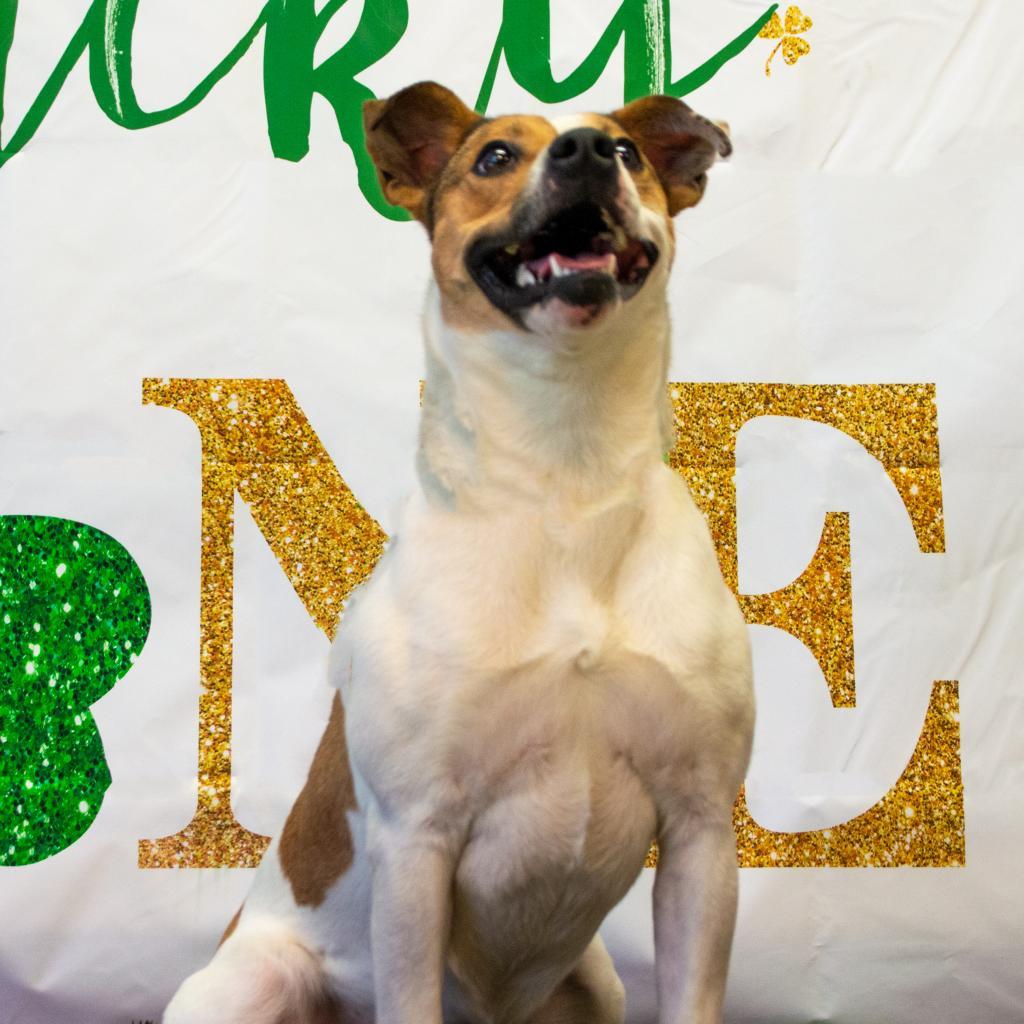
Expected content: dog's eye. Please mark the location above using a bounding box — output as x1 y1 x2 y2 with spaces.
474 142 517 177
614 138 641 171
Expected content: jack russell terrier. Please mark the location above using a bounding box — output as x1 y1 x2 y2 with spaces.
164 81 754 1024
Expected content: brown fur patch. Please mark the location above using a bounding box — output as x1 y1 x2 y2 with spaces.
279 693 358 907
430 114 559 332
363 82 482 223
610 95 730 215
586 112 672 216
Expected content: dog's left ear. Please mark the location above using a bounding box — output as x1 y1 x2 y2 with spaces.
363 81 481 223
611 95 732 215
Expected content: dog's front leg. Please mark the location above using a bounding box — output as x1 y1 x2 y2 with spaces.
369 821 457 1024
652 812 739 1024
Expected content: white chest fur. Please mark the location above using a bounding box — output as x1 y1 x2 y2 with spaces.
330 463 751 1003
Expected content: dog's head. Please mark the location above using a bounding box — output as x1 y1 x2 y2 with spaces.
363 82 730 337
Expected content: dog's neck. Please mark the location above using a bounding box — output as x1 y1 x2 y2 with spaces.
417 283 675 514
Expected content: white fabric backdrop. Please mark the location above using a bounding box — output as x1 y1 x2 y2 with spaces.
1 1 1022 1021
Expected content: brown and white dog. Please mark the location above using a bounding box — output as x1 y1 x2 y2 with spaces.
164 82 754 1024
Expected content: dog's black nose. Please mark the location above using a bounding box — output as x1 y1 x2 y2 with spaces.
547 128 617 180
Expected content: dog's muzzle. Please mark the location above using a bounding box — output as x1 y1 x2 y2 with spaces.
465 129 660 327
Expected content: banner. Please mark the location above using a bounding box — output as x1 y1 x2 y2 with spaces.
2 1 1022 1020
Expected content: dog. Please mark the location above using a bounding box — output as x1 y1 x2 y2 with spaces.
164 81 754 1024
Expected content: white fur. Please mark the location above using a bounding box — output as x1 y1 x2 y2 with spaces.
165 125 753 1024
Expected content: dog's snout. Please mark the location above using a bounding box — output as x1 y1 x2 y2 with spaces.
547 128 617 179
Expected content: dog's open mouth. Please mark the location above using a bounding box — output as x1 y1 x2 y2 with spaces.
466 202 659 322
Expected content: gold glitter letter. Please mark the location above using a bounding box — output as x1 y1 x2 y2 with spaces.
138 379 386 868
667 382 963 867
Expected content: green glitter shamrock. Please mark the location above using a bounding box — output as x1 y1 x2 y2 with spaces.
0 516 151 866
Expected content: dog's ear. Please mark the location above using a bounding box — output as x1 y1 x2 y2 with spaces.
610 95 732 215
363 82 481 223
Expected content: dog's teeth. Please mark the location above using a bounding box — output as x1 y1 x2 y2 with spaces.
612 225 627 250
550 255 568 278
515 264 537 287
504 244 519 255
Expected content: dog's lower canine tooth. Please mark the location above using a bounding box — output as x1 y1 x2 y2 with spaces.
550 255 568 278
515 264 537 287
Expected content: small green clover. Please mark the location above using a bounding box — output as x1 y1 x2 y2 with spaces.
0 516 151 866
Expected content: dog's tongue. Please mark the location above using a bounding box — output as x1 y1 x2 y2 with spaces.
527 252 614 280
552 252 611 271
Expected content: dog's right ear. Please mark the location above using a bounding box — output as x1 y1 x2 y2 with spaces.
363 82 481 223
